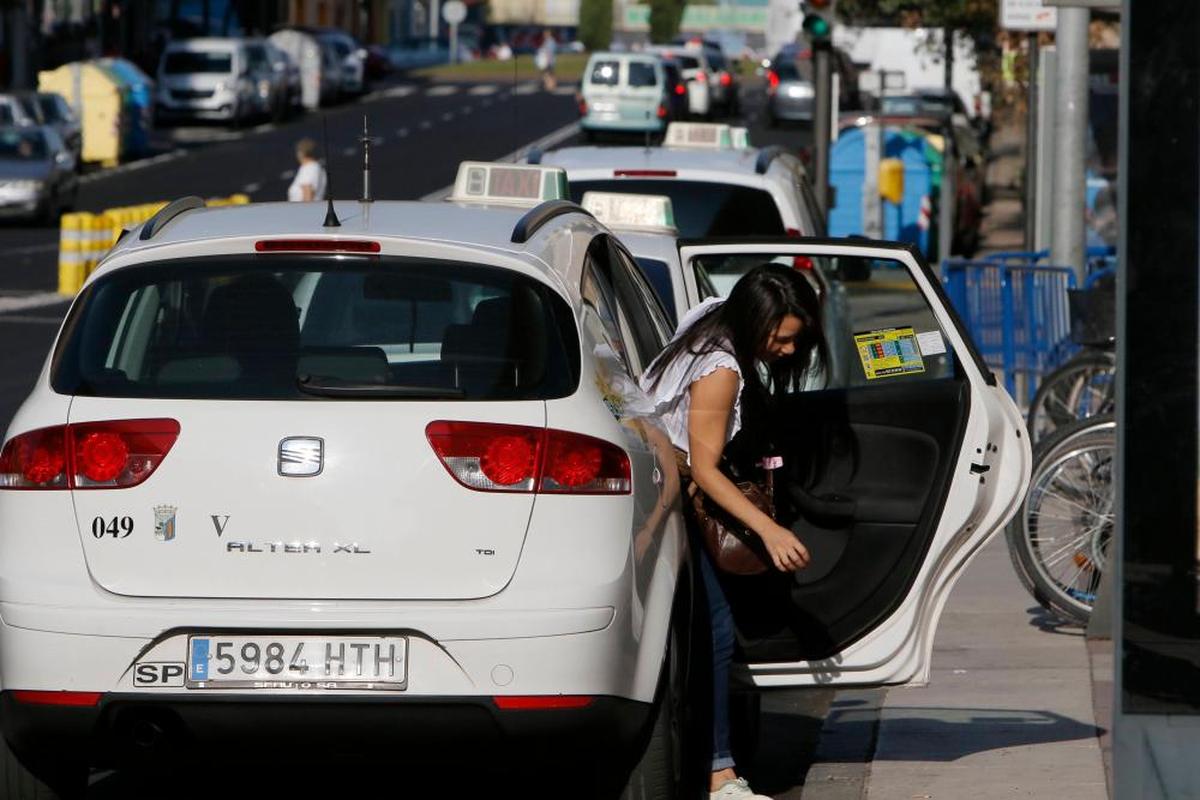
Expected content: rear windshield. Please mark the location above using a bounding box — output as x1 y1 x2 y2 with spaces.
676 55 700 70
52 257 581 401
627 62 659 87
0 104 13 125
37 94 70 122
570 180 785 238
589 60 619 86
164 51 234 74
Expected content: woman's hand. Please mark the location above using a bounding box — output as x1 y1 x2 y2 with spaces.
757 523 810 572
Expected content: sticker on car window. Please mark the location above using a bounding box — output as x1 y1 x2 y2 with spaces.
854 327 926 380
915 330 947 356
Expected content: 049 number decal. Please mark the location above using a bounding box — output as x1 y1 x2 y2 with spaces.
92 516 134 539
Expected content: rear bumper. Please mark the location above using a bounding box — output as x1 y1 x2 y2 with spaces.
580 114 666 133
1 690 651 772
769 95 813 120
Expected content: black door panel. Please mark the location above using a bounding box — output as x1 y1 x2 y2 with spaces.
725 377 969 663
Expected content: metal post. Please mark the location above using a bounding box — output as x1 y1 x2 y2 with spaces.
1051 7 1090 282
862 122 882 240
938 124 956 262
429 0 439 42
812 42 832 217
1024 34 1039 250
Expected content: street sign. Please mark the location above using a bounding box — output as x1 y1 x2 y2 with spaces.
1001 0 1058 31
442 0 466 24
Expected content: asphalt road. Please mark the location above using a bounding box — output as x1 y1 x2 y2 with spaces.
0 74 825 798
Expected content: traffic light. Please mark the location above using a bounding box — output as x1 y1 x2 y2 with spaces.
801 0 836 44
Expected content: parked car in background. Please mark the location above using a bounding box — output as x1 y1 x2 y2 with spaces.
767 60 814 126
579 52 671 140
674 36 739 115
0 94 39 127
772 43 863 111
660 58 690 122
364 44 394 80
268 28 333 111
304 27 367 96
0 125 77 224
645 46 713 119
31 92 82 165
154 38 274 126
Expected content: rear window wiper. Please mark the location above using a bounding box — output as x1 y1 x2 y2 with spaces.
297 375 466 399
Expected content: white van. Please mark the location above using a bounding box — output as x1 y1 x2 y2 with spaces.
154 38 273 126
579 52 670 139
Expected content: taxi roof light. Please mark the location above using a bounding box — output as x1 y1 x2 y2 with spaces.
663 122 734 150
580 192 678 234
449 161 570 208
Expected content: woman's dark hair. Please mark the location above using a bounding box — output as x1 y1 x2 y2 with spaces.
646 262 828 402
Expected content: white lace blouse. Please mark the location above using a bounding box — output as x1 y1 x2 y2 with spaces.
639 298 743 459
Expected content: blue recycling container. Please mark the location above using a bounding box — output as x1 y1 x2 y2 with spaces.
829 125 936 256
97 58 155 157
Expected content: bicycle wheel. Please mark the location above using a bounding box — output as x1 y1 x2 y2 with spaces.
1026 351 1116 444
1006 415 1115 625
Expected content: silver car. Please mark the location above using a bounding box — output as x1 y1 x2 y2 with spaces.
0 126 78 224
767 60 814 126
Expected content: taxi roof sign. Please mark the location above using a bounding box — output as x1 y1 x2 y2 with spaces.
580 191 677 234
730 126 751 149
450 161 569 207
663 122 735 150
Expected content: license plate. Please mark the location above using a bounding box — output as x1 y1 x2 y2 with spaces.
592 102 616 112
187 635 408 690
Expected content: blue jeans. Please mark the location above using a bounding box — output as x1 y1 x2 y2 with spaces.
698 547 737 772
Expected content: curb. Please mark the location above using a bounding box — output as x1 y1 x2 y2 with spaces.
799 688 886 800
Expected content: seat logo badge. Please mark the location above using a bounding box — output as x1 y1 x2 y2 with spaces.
279 437 324 477
211 515 230 537
154 505 178 542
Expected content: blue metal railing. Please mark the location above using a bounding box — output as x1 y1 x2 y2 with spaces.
943 258 1078 404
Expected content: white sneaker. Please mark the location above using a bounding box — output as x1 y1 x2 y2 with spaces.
710 777 771 799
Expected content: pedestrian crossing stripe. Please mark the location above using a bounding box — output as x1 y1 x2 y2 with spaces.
426 85 459 97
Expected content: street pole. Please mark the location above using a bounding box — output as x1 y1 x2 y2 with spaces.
1050 6 1089 282
812 41 832 218
1024 33 1039 250
938 26 956 262
429 0 440 43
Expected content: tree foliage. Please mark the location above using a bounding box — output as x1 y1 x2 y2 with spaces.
648 0 685 44
837 0 998 40
578 0 613 51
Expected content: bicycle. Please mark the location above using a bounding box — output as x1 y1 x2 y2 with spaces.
1006 414 1115 625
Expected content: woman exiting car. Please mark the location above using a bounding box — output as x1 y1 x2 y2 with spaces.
641 264 828 799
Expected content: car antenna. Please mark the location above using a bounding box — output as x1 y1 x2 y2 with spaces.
360 114 373 203
321 114 341 228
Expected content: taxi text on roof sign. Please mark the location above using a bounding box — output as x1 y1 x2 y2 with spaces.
450 161 569 207
581 192 677 234
664 122 736 150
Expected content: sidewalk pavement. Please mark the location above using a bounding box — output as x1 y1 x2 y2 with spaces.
798 120 1112 800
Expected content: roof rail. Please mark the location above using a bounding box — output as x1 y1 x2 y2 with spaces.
526 147 544 165
139 196 205 241
754 146 787 175
511 200 593 244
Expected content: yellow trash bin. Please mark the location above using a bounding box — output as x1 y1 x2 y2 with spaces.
38 62 128 167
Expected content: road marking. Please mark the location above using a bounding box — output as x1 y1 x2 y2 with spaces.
78 149 187 184
280 169 296 180
513 82 539 95
242 182 262 194
384 85 416 98
396 127 409 137
0 292 69 314
441 112 455 122
371 136 386 146
342 146 357 156
481 99 493 108
0 314 63 325
3 243 58 257
426 85 459 97
553 86 576 96
420 120 433 130
461 105 473 115
469 85 498 96
420 119 580 201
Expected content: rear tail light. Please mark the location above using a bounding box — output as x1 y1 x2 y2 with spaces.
11 691 103 707
493 695 595 710
694 72 708 84
674 83 686 96
784 229 814 270
426 421 630 495
255 239 381 253
657 103 668 119
720 72 733 87
0 419 180 490
614 169 677 178
578 97 588 115
767 70 780 94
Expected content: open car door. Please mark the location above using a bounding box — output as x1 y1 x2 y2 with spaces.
677 239 1032 687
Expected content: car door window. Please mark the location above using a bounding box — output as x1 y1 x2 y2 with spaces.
608 240 671 362
581 241 633 379
688 252 957 390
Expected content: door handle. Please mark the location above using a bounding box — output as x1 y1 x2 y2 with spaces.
970 462 991 475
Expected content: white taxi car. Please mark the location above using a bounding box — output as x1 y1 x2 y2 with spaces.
530 122 826 239
0 162 1031 797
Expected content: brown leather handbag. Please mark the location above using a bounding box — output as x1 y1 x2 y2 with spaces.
674 449 774 575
